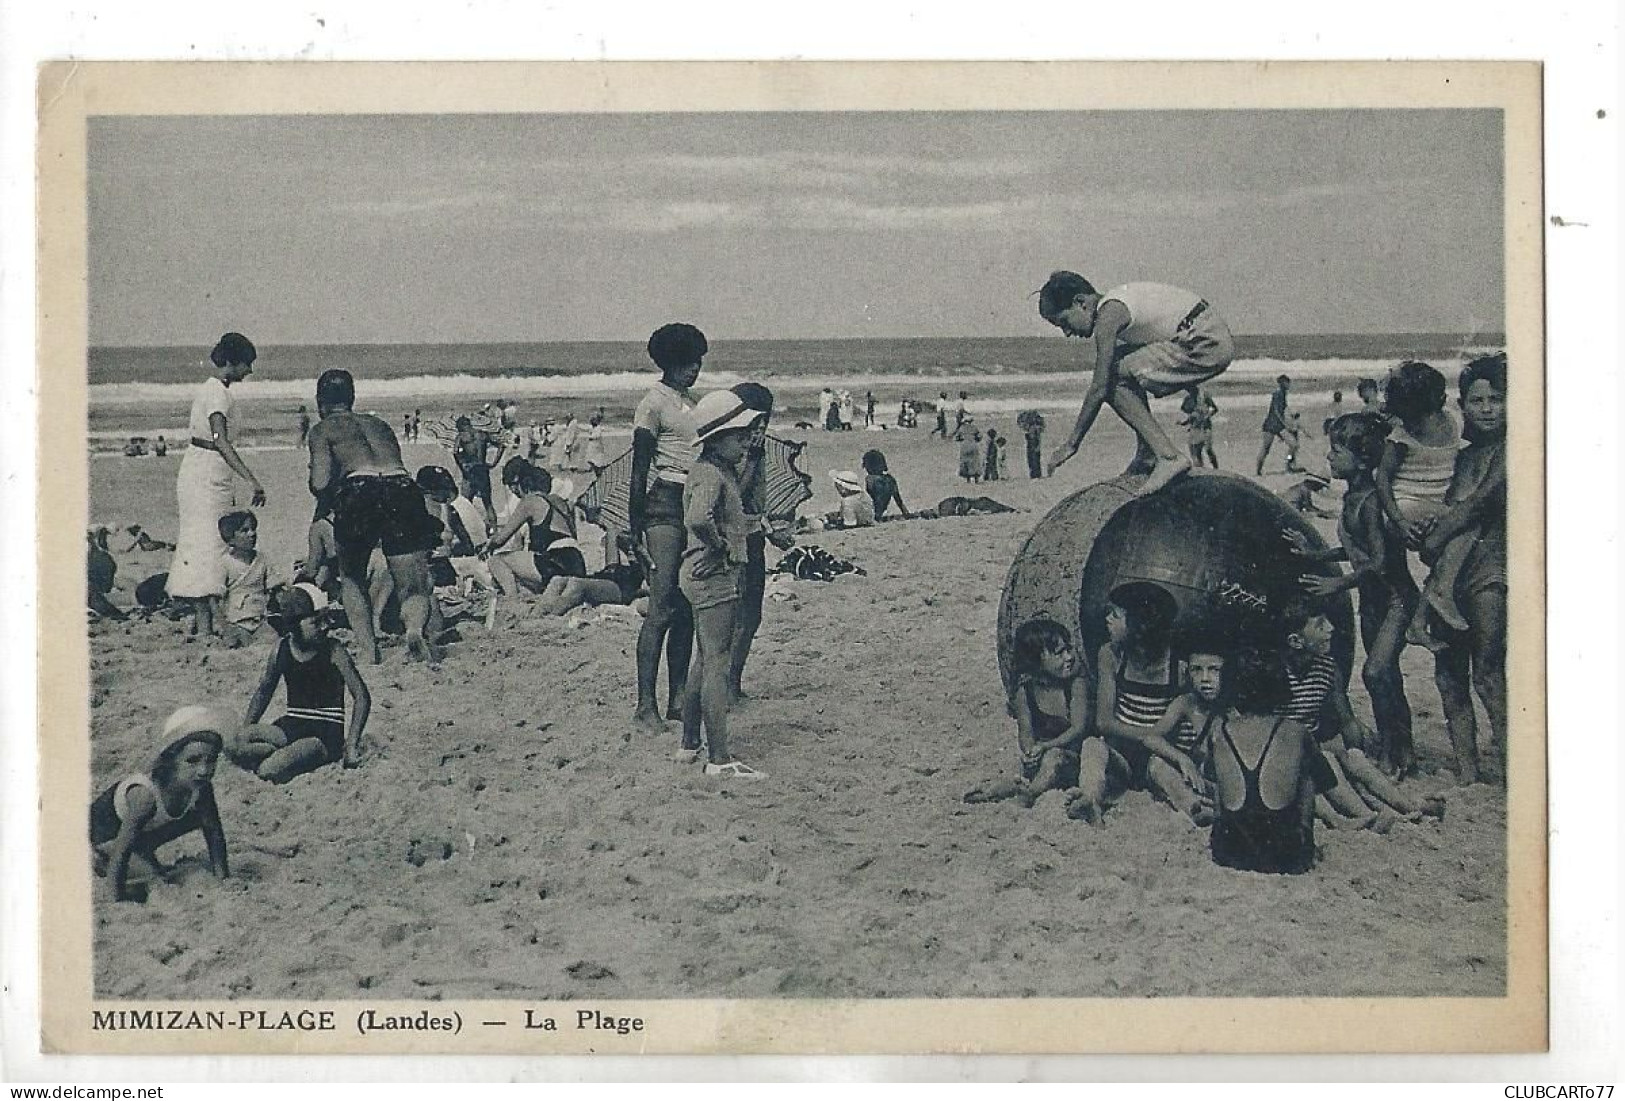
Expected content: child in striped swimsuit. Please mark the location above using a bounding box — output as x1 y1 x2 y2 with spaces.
1065 581 1208 825
231 584 372 783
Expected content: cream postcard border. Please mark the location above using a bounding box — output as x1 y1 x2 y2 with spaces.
36 60 1546 1055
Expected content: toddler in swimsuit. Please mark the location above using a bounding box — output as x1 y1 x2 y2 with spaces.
964 618 1091 809
231 584 371 782
91 705 230 902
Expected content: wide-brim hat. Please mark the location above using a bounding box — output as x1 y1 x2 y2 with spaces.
829 469 864 495
693 391 765 442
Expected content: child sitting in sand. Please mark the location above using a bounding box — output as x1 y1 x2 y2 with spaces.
861 449 912 521
676 390 768 780
1276 600 1444 829
1286 413 1419 777
958 430 983 484
1040 272 1235 496
91 705 229 902
1206 647 1322 875
232 584 371 782
1065 582 1210 825
965 618 1093 808
482 463 586 598
829 469 877 528
218 510 271 649
532 560 648 618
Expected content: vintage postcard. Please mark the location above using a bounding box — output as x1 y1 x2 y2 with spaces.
37 61 1545 1055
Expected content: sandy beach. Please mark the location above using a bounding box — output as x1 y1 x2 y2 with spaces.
86 400 1506 1000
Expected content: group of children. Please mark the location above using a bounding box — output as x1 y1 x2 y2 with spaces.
969 351 1507 873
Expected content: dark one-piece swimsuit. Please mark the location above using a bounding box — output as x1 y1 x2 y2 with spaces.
1019 679 1081 787
1209 716 1314 875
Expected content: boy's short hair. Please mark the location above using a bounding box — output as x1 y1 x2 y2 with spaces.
731 381 775 415
1037 271 1097 317
1225 646 1292 713
1356 377 1379 397
860 449 888 475
217 509 256 542
210 332 256 368
1174 621 1230 663
500 456 532 485
1332 389 1343 401
1327 412 1392 469
1011 617 1073 677
1276 374 1292 387
646 323 708 372
316 368 355 410
455 415 472 428
1459 351 1508 399
1383 360 1448 421
1275 596 1328 636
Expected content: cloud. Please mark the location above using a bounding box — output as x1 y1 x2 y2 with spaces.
331 189 520 217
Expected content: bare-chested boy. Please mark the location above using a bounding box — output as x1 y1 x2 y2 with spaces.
306 369 443 666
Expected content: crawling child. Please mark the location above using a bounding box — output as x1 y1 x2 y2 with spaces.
91 705 230 902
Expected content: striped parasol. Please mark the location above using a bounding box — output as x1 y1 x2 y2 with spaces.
576 434 813 536
423 408 503 453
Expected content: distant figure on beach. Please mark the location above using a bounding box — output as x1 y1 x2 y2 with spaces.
154 435 168 457
818 388 836 432
584 411 609 475
1255 374 1294 476
1180 386 1220 469
954 391 969 430
91 706 229 903
297 406 311 445
930 392 950 439
1358 377 1383 414
233 584 371 783
1039 273 1234 496
1283 411 1308 473
552 413 577 471
861 449 912 521
629 323 705 731
453 415 498 532
864 390 876 427
1323 390 1345 436
1018 410 1045 479
983 429 1000 482
168 333 266 639
307 368 443 667
411 409 422 442
837 390 855 432
87 527 124 620
958 429 983 484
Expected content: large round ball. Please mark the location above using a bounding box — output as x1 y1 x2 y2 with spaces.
996 470 1354 700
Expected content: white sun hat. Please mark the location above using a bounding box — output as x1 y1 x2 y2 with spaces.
693 391 765 442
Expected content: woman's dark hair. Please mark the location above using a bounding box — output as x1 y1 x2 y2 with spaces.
1383 360 1448 422
860 449 888 475
646 323 708 372
217 509 256 542
731 381 775 415
210 332 256 368
415 465 458 497
1459 351 1508 400
151 731 224 785
1012 617 1073 677
1327 411 1392 470
1225 645 1292 714
516 464 553 494
1037 271 1097 317
501 456 532 486
1109 580 1178 653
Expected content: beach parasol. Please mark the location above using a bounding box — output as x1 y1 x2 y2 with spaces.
576 434 814 536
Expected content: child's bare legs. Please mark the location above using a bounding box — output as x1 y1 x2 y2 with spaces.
1362 594 1418 778
728 541 767 700
1144 757 1211 825
1202 442 1219 469
635 525 691 730
257 738 331 783
1108 383 1189 495
681 600 739 763
532 575 577 615
368 556 395 636
1064 738 1112 824
229 722 289 772
385 550 439 665
1254 431 1277 476
1432 640 1480 785
1468 585 1507 782
188 596 217 637
1342 747 1445 819
1422 531 1473 632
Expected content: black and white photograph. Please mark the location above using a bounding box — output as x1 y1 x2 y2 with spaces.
35 61 1546 1055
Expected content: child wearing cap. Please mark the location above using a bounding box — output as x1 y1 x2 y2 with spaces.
675 390 767 780
91 706 230 902
232 584 372 783
829 469 877 528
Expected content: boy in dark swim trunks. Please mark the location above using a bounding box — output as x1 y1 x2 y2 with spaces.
307 368 444 666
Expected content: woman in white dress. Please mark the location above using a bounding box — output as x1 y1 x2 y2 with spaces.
583 411 609 474
551 413 576 471
167 333 266 637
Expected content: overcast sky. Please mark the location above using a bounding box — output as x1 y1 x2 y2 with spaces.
88 110 1503 345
